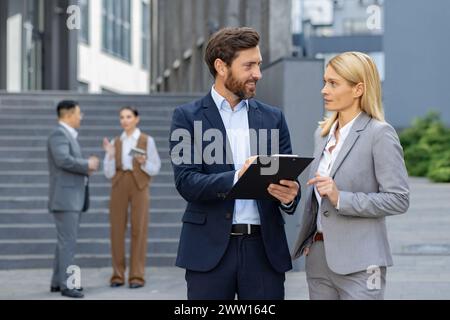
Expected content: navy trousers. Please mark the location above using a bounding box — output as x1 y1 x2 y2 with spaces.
185 233 285 300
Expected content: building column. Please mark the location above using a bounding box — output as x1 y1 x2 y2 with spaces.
5 0 24 92
268 0 292 63
0 0 8 90
156 0 165 92
149 0 158 92
43 0 78 90
223 0 240 27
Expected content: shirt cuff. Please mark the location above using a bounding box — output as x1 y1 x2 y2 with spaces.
140 163 151 176
280 200 294 209
233 170 240 186
335 194 340 210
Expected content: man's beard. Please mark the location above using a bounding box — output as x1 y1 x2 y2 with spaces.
224 71 257 100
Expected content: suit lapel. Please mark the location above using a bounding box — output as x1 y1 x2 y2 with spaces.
329 112 372 178
308 133 328 179
329 130 359 178
247 99 262 155
304 136 327 210
247 101 264 218
58 124 81 156
202 93 234 168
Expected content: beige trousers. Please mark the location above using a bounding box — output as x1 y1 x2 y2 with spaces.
109 171 149 285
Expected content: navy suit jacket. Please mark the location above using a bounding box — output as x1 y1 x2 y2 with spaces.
169 93 301 273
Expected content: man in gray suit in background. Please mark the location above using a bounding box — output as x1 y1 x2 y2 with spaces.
47 100 99 298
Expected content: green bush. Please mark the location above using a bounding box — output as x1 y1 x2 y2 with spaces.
427 150 450 182
421 122 450 154
399 111 450 182
399 111 440 149
403 144 431 177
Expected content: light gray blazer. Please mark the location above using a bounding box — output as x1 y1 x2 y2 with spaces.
293 112 410 275
47 125 90 212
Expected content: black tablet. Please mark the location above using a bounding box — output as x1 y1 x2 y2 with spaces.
226 155 314 200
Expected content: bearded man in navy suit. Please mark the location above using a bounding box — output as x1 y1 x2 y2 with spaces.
169 27 301 300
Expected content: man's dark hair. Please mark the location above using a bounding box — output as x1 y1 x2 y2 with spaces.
120 106 139 117
56 100 79 118
204 27 260 78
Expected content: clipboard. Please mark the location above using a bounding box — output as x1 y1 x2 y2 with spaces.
225 155 314 200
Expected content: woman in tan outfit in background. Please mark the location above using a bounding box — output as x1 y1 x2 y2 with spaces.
103 106 161 288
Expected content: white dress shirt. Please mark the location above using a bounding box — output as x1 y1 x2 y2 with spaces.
59 121 78 139
315 112 361 232
103 128 161 179
211 86 261 225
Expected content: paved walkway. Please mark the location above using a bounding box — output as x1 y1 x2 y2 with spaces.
1 177 449 300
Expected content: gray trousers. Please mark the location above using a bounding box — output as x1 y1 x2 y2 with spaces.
305 241 386 300
51 211 82 290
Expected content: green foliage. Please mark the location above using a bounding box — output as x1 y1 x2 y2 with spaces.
427 150 450 182
403 144 431 176
399 111 440 149
399 111 450 182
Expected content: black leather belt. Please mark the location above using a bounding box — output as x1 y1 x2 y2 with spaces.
231 224 261 236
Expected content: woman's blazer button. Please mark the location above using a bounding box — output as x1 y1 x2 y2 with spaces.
322 210 330 217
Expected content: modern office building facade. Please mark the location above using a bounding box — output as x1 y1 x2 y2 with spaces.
1 0 448 125
383 0 450 127
0 0 294 94
0 0 150 94
149 0 293 93
292 0 384 78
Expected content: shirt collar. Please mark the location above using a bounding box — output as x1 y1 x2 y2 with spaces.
120 128 141 141
328 112 362 141
59 121 78 139
211 86 249 112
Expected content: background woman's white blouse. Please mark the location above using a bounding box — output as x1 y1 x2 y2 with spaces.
103 128 161 179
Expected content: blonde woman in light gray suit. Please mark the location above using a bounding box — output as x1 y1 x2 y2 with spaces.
293 52 410 300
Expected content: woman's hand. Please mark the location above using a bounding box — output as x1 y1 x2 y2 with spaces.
307 172 340 207
303 247 310 256
103 138 115 157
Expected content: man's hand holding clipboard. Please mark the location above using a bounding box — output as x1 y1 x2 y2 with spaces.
227 155 314 202
267 178 300 205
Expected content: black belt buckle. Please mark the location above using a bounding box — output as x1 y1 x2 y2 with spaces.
231 224 259 236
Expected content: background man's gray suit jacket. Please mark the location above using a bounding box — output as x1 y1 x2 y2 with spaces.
47 125 90 212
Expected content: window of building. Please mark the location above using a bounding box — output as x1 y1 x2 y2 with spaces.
142 0 150 69
78 0 89 44
102 0 131 62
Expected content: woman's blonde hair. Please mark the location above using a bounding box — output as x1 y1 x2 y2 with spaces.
320 51 384 136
